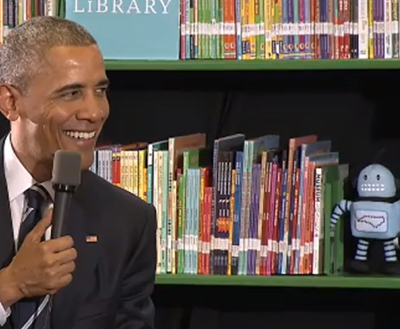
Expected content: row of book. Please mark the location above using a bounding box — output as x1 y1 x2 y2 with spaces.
0 0 396 60
89 133 347 276
180 0 393 60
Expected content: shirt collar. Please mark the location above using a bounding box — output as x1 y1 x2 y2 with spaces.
4 134 54 202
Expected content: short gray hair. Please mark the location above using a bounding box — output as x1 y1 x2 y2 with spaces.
0 16 97 95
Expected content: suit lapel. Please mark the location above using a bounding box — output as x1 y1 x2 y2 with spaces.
0 135 100 329
51 175 100 329
0 135 15 270
0 135 18 329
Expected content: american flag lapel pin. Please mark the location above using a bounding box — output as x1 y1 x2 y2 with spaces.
86 235 98 243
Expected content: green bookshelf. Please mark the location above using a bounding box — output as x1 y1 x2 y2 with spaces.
155 274 400 289
104 59 400 71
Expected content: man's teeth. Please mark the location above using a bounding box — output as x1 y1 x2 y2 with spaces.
64 131 96 140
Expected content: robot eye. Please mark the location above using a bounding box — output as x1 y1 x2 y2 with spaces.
364 175 367 180
377 174 380 180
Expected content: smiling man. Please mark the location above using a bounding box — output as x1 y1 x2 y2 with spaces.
0 16 157 329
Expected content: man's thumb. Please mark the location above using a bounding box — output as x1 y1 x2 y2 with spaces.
29 206 53 243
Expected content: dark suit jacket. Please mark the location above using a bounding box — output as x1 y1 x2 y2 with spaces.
0 136 157 329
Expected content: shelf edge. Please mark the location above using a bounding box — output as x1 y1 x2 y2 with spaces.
154 274 400 289
104 59 400 71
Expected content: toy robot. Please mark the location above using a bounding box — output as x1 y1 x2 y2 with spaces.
330 164 400 275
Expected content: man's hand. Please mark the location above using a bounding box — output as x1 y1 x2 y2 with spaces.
0 208 77 309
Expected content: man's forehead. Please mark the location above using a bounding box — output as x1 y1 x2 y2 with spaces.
17 48 107 98
44 45 104 69
39 45 106 84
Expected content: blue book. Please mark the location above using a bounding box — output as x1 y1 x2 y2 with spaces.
65 0 180 60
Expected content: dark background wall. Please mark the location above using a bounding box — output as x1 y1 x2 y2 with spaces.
1 67 399 328
96 69 400 178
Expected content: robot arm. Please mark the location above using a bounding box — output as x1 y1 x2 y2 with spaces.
330 199 352 229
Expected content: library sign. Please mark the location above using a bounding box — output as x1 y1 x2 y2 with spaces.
66 0 180 60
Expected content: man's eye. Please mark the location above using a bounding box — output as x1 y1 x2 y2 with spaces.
96 87 109 95
62 90 81 99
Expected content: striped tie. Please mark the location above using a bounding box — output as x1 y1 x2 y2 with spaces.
15 184 51 329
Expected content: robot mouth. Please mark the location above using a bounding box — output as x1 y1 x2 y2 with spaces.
360 183 385 192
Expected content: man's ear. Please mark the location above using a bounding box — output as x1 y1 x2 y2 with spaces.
0 84 21 122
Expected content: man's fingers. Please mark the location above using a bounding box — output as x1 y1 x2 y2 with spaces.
28 208 53 243
53 247 77 265
40 236 74 254
57 261 76 276
57 273 73 287
46 273 73 294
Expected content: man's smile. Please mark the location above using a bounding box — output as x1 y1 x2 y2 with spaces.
63 130 96 140
61 130 98 149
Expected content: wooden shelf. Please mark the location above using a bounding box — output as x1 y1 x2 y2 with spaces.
104 59 400 71
155 274 400 289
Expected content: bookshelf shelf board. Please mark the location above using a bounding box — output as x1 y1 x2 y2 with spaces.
104 59 400 71
155 274 400 289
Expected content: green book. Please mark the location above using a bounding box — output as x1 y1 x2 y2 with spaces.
323 163 349 275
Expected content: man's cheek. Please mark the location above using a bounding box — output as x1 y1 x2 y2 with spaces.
40 123 58 150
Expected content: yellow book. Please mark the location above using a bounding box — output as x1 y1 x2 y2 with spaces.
143 168 148 202
249 0 256 58
120 150 127 190
265 0 272 58
18 0 23 25
198 171 205 274
368 0 374 58
139 149 146 201
133 151 138 196
172 180 177 274
128 151 134 193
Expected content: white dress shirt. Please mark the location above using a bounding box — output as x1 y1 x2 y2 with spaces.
0 134 54 327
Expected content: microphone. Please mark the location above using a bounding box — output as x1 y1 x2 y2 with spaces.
50 150 82 239
43 150 81 329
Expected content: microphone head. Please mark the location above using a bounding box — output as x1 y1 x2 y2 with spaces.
52 150 82 187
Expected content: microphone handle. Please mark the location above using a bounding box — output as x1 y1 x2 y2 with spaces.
43 188 75 328
51 192 72 239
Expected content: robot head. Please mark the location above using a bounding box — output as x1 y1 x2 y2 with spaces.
357 164 396 198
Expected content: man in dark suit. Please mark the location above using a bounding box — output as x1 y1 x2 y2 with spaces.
0 16 157 329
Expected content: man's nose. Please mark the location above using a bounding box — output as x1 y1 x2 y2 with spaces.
77 94 107 122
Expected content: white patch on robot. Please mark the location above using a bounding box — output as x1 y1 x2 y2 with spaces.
355 210 387 233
